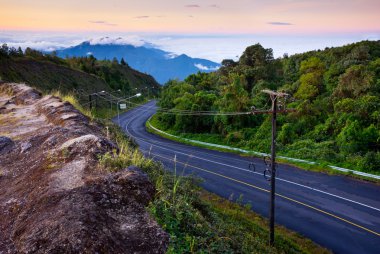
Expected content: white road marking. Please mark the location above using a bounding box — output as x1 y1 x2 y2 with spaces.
120 102 380 213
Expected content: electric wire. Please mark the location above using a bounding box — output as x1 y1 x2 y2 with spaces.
73 92 379 150
74 88 274 116
125 100 254 116
89 93 254 116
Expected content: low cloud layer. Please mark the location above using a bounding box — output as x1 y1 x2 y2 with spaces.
194 63 219 71
88 36 146 47
1 32 378 63
267 22 293 26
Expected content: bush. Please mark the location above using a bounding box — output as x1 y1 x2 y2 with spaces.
247 117 272 153
225 131 242 145
278 123 296 145
283 139 338 162
356 151 380 172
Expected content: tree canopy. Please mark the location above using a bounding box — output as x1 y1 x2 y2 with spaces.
156 40 380 172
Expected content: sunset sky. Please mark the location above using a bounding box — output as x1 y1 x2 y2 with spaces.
1 0 379 61
2 0 379 34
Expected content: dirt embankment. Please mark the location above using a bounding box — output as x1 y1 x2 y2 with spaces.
0 83 169 253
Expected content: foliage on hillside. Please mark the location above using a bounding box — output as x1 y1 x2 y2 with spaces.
0 44 160 98
55 92 328 253
157 41 380 173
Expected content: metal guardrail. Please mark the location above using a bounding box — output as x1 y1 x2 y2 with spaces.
147 121 380 180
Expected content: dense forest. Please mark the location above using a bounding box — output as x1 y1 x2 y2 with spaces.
0 44 160 98
156 41 380 173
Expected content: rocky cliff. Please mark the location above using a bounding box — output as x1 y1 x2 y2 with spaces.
0 83 169 253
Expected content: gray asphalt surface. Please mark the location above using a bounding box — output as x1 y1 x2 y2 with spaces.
114 100 380 254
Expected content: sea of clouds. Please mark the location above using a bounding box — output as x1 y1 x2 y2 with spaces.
0 31 379 63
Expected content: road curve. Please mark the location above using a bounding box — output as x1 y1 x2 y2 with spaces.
114 101 380 254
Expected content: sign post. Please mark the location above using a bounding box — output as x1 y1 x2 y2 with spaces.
117 93 142 126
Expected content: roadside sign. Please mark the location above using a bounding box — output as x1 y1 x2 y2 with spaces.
119 104 127 109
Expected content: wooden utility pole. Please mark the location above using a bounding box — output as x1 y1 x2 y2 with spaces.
89 94 92 110
252 89 294 246
269 92 277 246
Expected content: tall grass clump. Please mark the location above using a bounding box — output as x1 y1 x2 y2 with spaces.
100 123 329 254
52 90 94 120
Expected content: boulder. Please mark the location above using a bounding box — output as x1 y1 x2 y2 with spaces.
0 136 14 155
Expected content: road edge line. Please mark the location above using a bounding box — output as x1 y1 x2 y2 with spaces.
146 117 380 180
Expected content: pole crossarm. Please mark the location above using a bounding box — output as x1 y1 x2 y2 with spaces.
261 89 289 98
251 108 296 115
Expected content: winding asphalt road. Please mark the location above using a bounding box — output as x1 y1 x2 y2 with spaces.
114 101 380 254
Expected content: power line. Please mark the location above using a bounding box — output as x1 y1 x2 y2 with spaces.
74 88 274 116
125 100 254 116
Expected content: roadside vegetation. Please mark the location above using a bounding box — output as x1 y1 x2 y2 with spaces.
147 115 380 183
54 92 329 253
155 41 380 174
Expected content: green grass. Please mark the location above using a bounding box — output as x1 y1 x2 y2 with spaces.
52 91 94 119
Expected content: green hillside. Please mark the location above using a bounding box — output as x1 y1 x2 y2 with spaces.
156 40 380 173
0 45 160 98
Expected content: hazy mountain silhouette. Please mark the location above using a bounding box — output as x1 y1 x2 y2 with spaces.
56 41 220 84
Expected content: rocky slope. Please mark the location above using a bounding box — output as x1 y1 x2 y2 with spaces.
0 83 168 253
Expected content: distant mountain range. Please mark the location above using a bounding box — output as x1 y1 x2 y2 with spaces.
55 39 220 84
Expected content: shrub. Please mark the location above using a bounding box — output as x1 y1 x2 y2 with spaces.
283 139 338 162
356 151 380 172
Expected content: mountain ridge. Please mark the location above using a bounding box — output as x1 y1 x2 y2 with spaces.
55 40 220 84
0 46 160 99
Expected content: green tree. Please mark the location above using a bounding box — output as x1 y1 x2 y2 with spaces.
333 65 374 99
295 57 325 100
239 44 273 67
0 43 9 56
214 75 250 133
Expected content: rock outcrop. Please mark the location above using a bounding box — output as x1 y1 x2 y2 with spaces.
0 83 169 253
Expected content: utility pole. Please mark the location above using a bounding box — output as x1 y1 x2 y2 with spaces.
88 91 105 110
89 94 92 110
269 91 277 246
251 89 295 246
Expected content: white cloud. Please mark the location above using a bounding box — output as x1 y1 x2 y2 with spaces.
88 36 146 47
1 40 74 52
194 63 219 71
1 31 379 63
0 32 86 52
164 52 178 59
